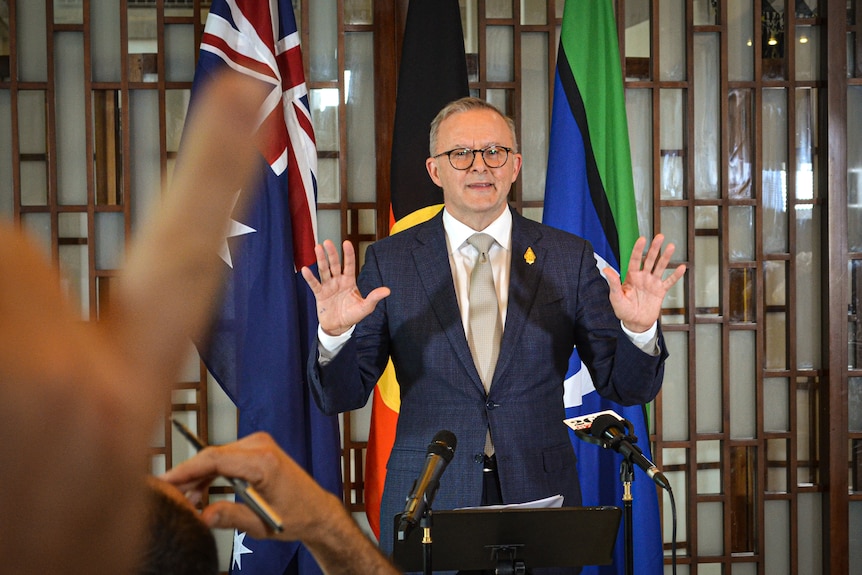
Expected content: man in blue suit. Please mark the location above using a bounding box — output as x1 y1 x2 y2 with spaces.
302 97 686 565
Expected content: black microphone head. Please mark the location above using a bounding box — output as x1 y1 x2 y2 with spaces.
590 414 625 438
427 430 457 462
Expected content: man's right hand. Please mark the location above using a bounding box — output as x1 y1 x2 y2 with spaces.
300 239 390 336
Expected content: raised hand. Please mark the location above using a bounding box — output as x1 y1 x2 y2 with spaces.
603 234 686 333
301 239 390 336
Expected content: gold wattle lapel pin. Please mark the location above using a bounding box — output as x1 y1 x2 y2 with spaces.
524 247 536 265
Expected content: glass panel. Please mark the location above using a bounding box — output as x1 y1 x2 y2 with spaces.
728 0 754 81
660 90 685 199
485 0 511 19
662 332 689 441
796 377 817 485
729 331 756 438
848 29 859 80
310 89 341 204
696 324 722 433
765 311 787 369
17 0 48 81
521 0 546 25
521 33 548 202
58 212 89 317
344 0 372 25
91 0 122 82
95 275 115 320
20 161 49 206
729 446 757 553
849 87 862 251
316 209 342 250
728 89 753 199
95 212 125 271
345 33 375 203
93 90 123 206
764 500 790 575
0 0 8 83
795 25 820 81
659 0 685 81
486 89 513 118
766 438 788 492
165 89 190 155
693 0 716 24
695 236 720 315
762 3 786 80
728 206 754 261
796 88 817 204
18 90 48 206
694 33 719 199
796 206 821 369
697 502 724 555
54 0 82 24
18 90 47 156
56 32 87 206
486 26 514 82
661 207 688 263
128 7 158 82
129 90 161 229
762 89 788 254
463 1 479 61
763 378 789 431
0 91 10 215
663 276 687 324
852 261 862 370
165 24 195 83
697 440 721 495
628 89 652 238
850 377 862 432
625 0 650 80
797 493 823 573
764 261 786 307
308 0 337 82
21 212 52 256
851 502 862 573
729 268 755 322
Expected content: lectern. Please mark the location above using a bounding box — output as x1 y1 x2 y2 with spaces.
392 506 621 573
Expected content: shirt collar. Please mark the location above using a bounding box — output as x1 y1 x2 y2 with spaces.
442 207 512 253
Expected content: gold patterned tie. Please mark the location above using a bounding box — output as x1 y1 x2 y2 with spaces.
467 233 502 456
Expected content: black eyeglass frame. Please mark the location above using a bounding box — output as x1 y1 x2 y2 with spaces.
432 146 514 170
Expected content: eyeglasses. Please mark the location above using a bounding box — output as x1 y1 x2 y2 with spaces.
432 146 513 170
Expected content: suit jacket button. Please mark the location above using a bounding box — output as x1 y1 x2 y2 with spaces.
486 400 497 410
474 454 484 463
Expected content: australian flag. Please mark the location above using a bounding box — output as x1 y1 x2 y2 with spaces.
190 1 342 573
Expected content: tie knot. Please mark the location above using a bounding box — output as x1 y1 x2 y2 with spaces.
467 233 495 255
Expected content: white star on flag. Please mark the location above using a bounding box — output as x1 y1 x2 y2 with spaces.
232 530 253 570
220 218 256 268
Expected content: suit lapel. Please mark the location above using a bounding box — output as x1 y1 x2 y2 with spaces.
412 215 485 392
492 213 546 387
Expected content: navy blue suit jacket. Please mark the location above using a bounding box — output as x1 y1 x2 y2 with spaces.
309 208 667 557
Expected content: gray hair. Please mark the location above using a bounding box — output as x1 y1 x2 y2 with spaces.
428 97 519 156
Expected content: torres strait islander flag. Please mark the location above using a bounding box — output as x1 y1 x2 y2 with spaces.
189 1 341 573
543 1 664 574
364 0 469 541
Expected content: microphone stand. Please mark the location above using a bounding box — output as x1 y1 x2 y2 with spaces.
573 420 639 575
421 508 433 575
619 456 634 575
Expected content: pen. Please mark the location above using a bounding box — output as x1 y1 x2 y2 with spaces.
170 417 284 533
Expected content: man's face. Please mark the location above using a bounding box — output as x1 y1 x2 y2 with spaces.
426 108 522 229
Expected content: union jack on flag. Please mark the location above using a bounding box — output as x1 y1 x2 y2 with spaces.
189 1 342 574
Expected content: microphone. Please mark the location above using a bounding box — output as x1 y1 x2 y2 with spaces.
588 413 671 491
396 430 457 540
